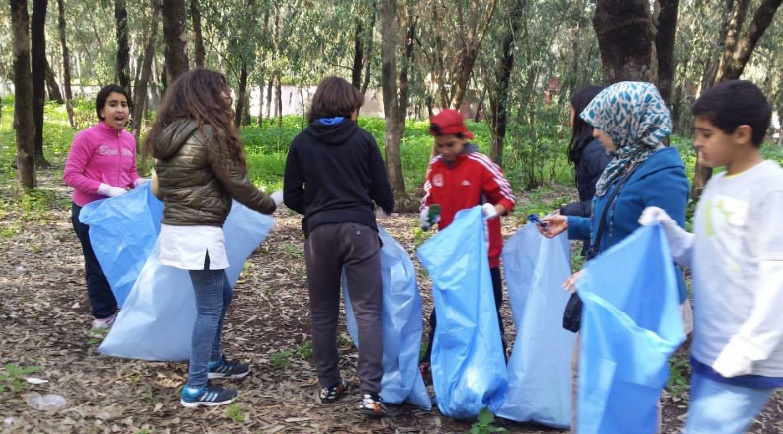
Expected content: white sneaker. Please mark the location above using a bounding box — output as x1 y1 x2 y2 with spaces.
91 312 117 330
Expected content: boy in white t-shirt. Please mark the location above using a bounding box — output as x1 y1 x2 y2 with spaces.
640 80 783 434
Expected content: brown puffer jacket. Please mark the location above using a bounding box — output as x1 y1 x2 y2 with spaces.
151 119 276 226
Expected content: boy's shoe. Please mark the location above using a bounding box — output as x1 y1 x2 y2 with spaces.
180 385 238 408
359 393 388 417
208 357 250 380
319 380 347 404
90 312 117 331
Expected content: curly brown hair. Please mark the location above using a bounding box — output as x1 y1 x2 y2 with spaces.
144 68 245 168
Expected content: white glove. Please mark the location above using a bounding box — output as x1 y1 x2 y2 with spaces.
98 183 127 198
133 178 150 187
482 203 499 220
375 207 391 218
270 190 284 207
712 344 753 378
638 206 694 267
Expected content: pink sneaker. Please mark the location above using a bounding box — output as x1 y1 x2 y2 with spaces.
91 313 117 330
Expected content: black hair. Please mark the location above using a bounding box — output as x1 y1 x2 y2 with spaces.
307 76 364 123
693 80 771 147
568 86 603 163
96 84 132 120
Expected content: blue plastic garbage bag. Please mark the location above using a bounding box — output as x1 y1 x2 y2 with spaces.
496 224 574 428
343 227 431 410
577 224 685 434
416 206 507 419
78 183 164 307
99 203 274 361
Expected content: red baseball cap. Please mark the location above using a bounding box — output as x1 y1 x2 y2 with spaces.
429 109 475 139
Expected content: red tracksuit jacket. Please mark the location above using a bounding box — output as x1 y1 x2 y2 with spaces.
421 146 515 268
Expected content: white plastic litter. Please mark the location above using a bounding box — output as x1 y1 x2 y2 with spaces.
26 393 66 410
25 378 48 385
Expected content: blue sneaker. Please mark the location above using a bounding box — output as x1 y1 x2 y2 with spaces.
180 385 238 407
208 357 250 380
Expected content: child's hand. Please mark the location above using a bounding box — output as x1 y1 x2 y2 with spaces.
712 344 753 378
538 214 567 238
420 205 440 231
481 203 499 220
563 271 582 293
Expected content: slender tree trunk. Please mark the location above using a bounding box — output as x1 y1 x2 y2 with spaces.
191 0 205 68
161 0 189 85
451 0 497 109
256 83 264 125
655 0 679 104
11 0 36 188
274 76 282 126
352 20 364 89
32 0 49 168
115 0 130 90
381 0 407 201
44 58 64 103
265 78 273 121
132 0 160 145
57 0 74 128
234 64 248 127
360 12 376 96
593 0 657 83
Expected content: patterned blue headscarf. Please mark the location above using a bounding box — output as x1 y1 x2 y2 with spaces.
581 82 671 197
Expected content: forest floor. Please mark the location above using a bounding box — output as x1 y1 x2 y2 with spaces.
1 167 782 434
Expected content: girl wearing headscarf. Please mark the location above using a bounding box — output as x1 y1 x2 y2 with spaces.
539 81 691 432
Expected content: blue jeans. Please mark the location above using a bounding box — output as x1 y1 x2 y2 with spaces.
71 202 118 319
684 370 776 434
186 254 233 389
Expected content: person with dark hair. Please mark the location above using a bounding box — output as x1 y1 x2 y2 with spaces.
640 80 783 434
418 108 516 376
283 75 394 417
560 85 610 218
539 82 691 433
145 68 282 407
64 84 143 331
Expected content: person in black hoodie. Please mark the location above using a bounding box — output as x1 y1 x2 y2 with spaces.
283 76 394 417
560 86 610 218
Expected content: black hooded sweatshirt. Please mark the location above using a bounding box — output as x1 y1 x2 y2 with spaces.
283 119 394 236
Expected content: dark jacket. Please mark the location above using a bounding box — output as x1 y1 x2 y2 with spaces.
283 119 394 236
151 119 276 226
561 137 611 217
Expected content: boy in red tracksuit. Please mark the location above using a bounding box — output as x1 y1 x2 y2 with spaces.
419 109 516 375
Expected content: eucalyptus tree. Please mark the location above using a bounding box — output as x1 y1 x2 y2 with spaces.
381 0 408 202
32 0 49 167
131 0 160 144
162 0 189 84
56 0 74 127
115 0 130 90
10 0 36 188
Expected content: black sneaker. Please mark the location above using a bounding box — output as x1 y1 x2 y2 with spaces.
180 385 238 408
359 393 388 417
208 357 250 380
319 380 347 404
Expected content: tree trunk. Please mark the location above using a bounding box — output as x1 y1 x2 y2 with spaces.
56 0 74 128
44 58 64 103
11 0 36 188
115 0 130 91
234 63 248 127
256 83 264 125
593 0 657 83
132 0 160 145
32 0 49 168
654 0 679 104
265 78 273 121
692 0 783 200
274 76 282 126
352 20 364 90
381 0 407 201
161 0 189 85
360 12 376 96
191 0 205 68
451 0 497 109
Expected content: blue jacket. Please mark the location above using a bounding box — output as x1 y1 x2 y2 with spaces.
567 147 690 301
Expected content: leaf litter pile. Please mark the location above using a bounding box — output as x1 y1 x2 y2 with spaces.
1 171 781 434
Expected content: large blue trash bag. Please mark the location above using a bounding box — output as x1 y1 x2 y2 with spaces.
416 206 508 419
577 223 685 434
496 224 574 428
342 227 431 410
78 184 164 307
99 203 274 361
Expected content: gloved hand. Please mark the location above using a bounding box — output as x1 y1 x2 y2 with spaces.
481 203 499 220
420 205 440 231
133 178 150 187
270 190 284 207
98 183 127 198
375 207 391 219
638 206 695 267
712 344 753 378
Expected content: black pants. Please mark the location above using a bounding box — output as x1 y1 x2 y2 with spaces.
421 266 507 365
71 202 118 319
